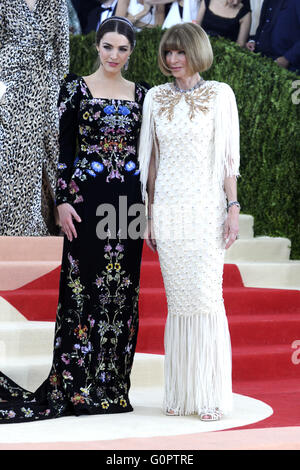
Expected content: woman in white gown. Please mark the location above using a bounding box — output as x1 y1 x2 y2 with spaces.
116 0 162 29
139 23 240 420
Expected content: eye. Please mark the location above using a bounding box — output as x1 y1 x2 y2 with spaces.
178 50 185 55
103 45 111 50
119 47 129 52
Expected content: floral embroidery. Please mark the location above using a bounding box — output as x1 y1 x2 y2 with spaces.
44 232 139 413
155 83 216 120
125 160 136 172
91 161 104 173
55 79 146 207
58 79 79 117
67 253 89 309
0 76 146 423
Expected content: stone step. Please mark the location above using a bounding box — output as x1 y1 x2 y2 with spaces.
0 261 61 290
237 261 300 289
225 237 291 262
238 214 254 239
0 321 165 391
0 237 292 291
0 353 164 393
0 297 26 322
0 322 54 357
0 236 63 261
0 356 53 393
0 214 254 262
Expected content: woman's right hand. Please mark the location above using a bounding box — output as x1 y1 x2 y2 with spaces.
57 203 81 242
145 219 157 252
246 41 255 52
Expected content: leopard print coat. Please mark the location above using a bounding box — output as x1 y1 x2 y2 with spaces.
0 0 69 235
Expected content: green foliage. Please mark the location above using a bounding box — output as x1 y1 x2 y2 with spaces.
70 28 300 258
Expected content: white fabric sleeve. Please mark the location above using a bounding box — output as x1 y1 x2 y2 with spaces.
214 83 240 185
138 87 158 202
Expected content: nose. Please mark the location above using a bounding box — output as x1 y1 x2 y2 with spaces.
168 52 179 64
109 48 118 59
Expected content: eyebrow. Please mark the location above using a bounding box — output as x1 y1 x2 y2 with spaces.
102 42 129 48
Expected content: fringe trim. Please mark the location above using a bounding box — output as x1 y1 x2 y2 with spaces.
163 311 233 416
138 87 159 202
214 82 240 186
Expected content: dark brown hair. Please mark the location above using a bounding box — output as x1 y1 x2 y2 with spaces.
96 16 136 51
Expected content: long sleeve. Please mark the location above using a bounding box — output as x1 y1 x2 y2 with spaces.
55 74 80 206
138 87 159 202
282 1 300 67
214 83 240 186
53 0 70 82
284 40 300 68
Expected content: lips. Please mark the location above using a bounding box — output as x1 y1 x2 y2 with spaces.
108 62 119 67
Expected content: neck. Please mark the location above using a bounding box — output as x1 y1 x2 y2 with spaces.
175 73 201 91
95 66 124 84
224 0 238 8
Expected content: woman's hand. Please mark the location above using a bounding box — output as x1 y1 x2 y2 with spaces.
145 218 157 252
57 203 81 242
223 206 239 249
246 40 255 52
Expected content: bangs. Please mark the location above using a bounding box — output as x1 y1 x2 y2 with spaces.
161 31 186 54
158 23 213 77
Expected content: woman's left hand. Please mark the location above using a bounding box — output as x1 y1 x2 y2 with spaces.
223 207 239 249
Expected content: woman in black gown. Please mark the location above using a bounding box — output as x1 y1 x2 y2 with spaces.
0 16 147 423
197 0 251 47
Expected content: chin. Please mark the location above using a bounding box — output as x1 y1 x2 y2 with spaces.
104 63 123 73
171 70 187 79
171 72 183 79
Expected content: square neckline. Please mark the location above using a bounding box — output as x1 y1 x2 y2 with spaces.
205 0 244 20
81 77 137 104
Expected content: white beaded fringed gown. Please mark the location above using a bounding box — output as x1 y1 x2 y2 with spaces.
139 80 240 416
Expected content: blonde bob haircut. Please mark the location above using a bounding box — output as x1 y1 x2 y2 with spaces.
158 22 214 76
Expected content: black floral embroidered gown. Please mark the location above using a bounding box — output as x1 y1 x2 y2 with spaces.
0 75 147 423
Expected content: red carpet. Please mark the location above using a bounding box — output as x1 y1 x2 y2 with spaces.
1 242 300 429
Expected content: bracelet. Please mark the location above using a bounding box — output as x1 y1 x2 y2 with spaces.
227 201 241 210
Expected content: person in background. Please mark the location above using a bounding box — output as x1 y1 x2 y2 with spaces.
144 0 200 29
71 0 118 34
116 0 165 29
68 0 82 34
90 0 119 33
249 0 264 35
0 0 69 236
71 0 98 33
246 0 300 73
196 0 251 47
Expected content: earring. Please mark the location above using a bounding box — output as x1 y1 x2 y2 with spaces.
124 57 130 71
